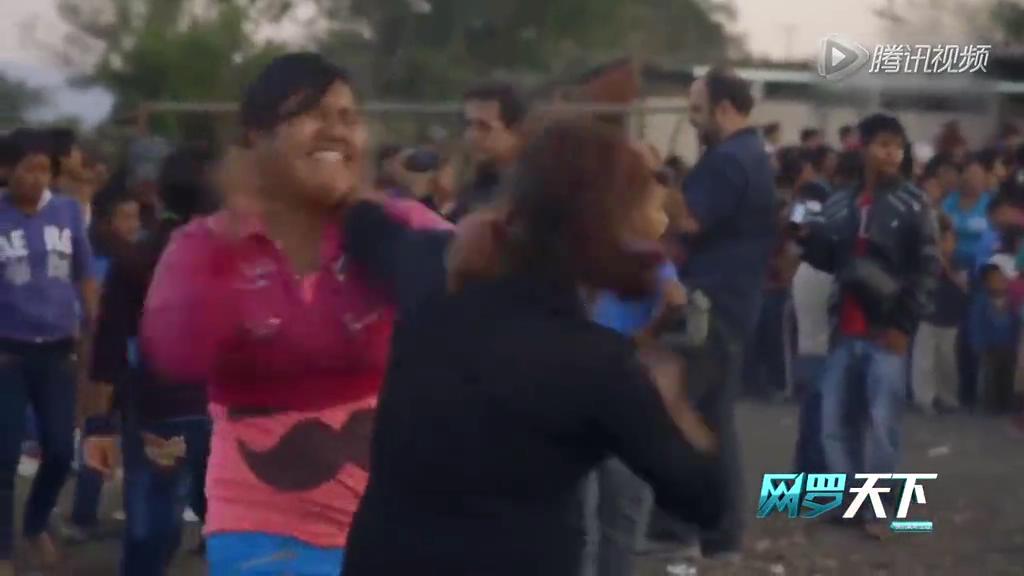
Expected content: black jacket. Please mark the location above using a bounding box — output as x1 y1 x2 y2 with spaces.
342 202 725 576
800 178 940 336
90 219 207 427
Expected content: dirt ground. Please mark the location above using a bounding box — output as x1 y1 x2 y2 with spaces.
12 401 1024 575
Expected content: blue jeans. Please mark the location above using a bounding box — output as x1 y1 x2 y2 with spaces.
121 415 211 576
0 342 77 559
819 338 907 484
207 533 344 575
792 355 827 474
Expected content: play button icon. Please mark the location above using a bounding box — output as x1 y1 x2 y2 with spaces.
818 35 870 81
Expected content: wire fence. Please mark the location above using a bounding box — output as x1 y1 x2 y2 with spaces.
132 100 692 154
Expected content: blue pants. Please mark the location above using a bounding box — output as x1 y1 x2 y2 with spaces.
793 355 828 474
819 338 907 486
207 533 344 575
121 415 211 576
0 342 77 559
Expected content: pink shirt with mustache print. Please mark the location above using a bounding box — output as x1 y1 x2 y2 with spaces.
142 198 452 548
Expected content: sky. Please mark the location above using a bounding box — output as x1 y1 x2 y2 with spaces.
0 0 898 126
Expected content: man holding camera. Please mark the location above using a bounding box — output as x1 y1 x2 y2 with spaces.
798 114 940 538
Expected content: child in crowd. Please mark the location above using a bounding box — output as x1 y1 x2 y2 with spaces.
66 193 142 539
970 254 1021 414
912 215 968 413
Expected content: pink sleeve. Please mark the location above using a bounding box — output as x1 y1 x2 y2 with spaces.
382 198 455 232
141 220 237 384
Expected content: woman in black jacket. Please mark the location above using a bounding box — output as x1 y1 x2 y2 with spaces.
340 120 725 575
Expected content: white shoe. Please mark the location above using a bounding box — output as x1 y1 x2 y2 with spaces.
183 507 199 523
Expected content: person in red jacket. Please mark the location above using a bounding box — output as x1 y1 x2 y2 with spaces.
139 53 449 575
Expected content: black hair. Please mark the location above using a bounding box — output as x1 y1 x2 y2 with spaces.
857 113 907 147
834 150 864 185
158 145 216 221
776 146 808 189
92 192 139 228
839 125 854 140
47 127 77 178
703 67 754 116
804 145 834 173
980 262 1004 285
800 128 821 144
967 148 1000 173
240 52 352 138
924 152 961 178
48 128 75 158
900 142 915 179
463 82 528 128
88 190 140 258
6 128 52 170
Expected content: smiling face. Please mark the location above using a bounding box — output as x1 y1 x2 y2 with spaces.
251 81 365 208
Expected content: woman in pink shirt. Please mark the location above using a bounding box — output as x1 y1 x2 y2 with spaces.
140 53 448 575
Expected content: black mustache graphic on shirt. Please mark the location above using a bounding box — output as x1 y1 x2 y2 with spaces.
234 408 376 492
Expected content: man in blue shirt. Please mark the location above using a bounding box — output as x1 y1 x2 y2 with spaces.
0 129 98 572
663 67 776 560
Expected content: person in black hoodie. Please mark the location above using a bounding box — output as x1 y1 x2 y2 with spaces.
339 119 724 576
80 145 217 575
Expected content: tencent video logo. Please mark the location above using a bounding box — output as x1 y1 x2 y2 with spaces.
818 35 870 81
818 36 993 81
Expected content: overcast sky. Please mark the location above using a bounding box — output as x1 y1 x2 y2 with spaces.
0 0 893 125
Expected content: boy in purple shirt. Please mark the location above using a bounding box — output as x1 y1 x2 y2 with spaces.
0 129 98 572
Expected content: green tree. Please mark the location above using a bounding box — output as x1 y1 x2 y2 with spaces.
56 0 288 139
991 0 1024 44
321 0 736 99
0 73 48 128
53 0 738 116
